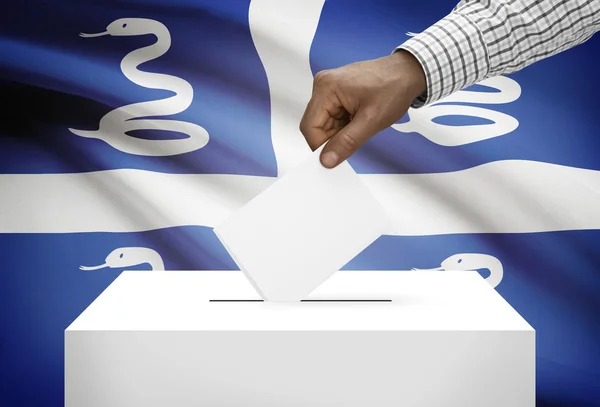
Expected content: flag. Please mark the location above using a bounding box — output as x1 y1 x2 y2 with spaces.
1 1 599 406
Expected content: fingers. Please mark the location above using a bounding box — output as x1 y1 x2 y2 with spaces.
299 92 330 151
300 70 337 151
320 111 379 168
301 68 381 167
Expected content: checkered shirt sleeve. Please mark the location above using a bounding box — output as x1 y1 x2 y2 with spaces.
397 0 600 108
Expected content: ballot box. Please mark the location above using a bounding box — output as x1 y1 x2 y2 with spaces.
65 270 535 407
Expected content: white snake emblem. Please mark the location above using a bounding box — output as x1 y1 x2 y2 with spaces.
69 18 209 156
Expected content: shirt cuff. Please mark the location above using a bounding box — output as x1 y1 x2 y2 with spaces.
394 11 490 108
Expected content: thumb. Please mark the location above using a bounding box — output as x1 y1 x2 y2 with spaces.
320 112 379 168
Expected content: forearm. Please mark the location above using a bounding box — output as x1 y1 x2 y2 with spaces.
398 0 600 107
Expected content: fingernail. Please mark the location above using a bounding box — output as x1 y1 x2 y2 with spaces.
321 151 340 168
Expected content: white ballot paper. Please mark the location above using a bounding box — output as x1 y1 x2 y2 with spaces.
214 147 389 301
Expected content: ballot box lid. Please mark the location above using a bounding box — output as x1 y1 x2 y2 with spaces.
66 270 533 332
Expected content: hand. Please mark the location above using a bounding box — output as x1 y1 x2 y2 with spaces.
299 50 426 168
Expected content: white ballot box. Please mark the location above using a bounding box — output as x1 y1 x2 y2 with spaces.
65 270 535 407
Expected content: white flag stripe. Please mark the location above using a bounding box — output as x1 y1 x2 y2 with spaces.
363 160 600 235
0 171 272 233
249 0 325 176
2 160 599 234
